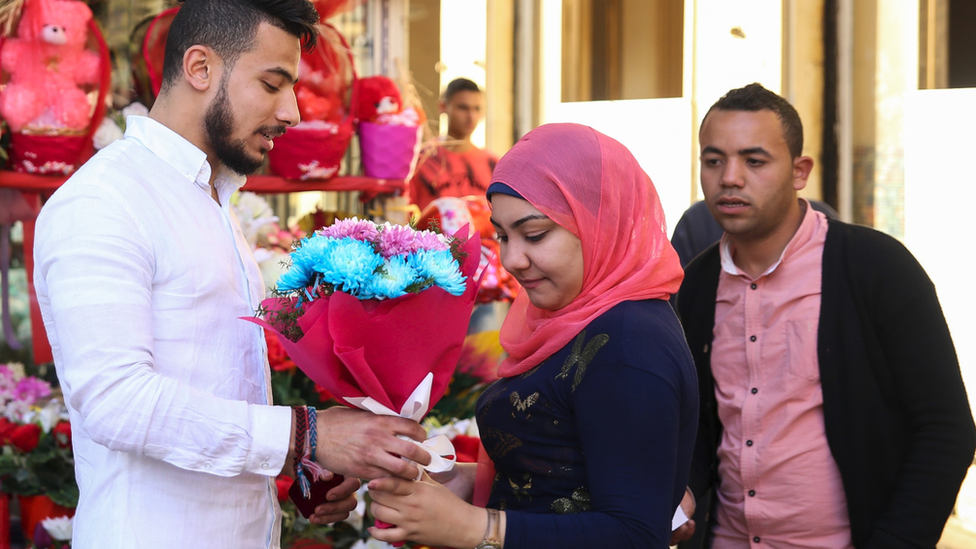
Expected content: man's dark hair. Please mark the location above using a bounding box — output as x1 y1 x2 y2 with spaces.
703 83 804 158
160 0 319 91
443 78 483 104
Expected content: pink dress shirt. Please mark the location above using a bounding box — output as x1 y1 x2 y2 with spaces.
710 201 854 548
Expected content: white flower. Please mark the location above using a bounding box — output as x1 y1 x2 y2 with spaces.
36 399 66 433
93 117 124 150
41 515 72 541
121 102 149 118
7 362 25 381
425 417 477 439
258 249 290 296
231 192 278 248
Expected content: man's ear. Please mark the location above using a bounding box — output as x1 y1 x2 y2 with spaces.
438 99 447 114
792 155 814 191
183 45 217 92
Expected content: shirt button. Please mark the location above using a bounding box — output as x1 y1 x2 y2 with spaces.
751 388 758 394
204 462 213 469
746 439 754 447
753 536 761 543
750 283 757 290
748 489 756 497
750 335 757 342
261 462 270 469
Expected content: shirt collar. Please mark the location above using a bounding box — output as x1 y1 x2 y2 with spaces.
720 198 818 279
124 116 246 204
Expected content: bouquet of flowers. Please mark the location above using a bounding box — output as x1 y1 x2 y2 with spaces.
249 217 481 470
0 364 76 505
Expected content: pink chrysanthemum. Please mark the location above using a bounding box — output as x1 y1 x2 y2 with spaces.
316 217 380 242
414 231 450 253
14 377 51 405
378 223 420 258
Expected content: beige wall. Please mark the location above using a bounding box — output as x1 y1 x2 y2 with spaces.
408 0 442 128
620 0 683 100
787 0 825 203
486 0 515 154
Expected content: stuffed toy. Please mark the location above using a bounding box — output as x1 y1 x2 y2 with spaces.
0 0 101 133
353 75 402 123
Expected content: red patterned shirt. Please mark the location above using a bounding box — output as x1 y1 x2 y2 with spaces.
409 144 498 212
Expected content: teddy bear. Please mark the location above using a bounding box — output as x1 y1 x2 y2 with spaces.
0 0 101 133
353 76 403 123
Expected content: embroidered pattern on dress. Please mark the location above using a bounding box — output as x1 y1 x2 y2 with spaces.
555 330 610 391
551 487 592 514
507 473 533 502
510 390 540 418
481 426 523 458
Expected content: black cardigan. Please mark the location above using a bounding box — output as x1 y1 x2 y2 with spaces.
676 219 976 549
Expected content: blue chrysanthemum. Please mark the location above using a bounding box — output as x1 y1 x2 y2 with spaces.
313 237 383 296
409 249 467 296
276 236 330 292
366 255 419 299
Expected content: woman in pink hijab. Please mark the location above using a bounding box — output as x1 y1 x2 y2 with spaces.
369 123 698 548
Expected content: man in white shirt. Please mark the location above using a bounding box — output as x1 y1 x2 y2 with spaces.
32 1 430 547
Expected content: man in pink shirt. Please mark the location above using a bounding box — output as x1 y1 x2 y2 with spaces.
674 83 975 549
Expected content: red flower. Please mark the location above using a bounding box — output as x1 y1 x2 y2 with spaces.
10 423 41 452
452 434 481 463
52 420 72 449
0 417 15 444
265 330 297 373
313 384 334 403
275 474 294 502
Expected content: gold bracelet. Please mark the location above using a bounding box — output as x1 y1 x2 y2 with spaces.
474 508 502 549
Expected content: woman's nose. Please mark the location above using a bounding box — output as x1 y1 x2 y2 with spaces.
500 240 530 273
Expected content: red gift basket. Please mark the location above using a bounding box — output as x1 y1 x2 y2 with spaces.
0 0 111 175
129 6 179 108
267 19 357 181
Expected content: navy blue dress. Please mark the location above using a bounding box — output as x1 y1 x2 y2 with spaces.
476 299 698 548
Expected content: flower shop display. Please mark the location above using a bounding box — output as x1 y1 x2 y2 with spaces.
353 76 424 180
0 362 77 545
0 0 111 175
267 0 359 181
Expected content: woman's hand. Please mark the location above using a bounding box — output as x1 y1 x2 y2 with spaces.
669 487 697 545
309 476 363 525
367 471 487 548
429 462 478 502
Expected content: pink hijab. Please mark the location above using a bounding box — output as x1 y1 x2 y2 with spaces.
491 123 683 377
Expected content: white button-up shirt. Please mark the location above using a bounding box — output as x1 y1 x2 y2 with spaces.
34 116 293 548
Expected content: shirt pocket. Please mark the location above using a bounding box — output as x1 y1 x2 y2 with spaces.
784 318 820 381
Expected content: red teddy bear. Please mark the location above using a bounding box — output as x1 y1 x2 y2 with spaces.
0 0 100 132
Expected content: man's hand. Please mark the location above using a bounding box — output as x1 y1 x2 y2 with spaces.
670 487 697 545
308 476 362 525
314 407 431 480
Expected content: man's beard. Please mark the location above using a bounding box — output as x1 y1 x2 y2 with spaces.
203 82 279 176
